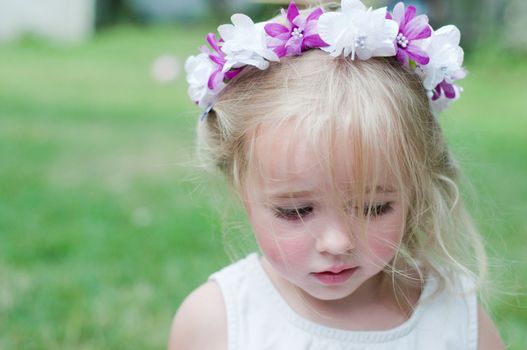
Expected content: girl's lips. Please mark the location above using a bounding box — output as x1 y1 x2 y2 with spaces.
311 267 358 285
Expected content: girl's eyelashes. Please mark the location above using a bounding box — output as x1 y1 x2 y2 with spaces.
272 202 393 221
362 202 393 218
273 206 313 221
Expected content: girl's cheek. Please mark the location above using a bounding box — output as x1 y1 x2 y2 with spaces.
362 208 406 263
255 229 312 267
365 227 403 263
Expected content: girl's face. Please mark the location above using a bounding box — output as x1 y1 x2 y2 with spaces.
243 124 406 301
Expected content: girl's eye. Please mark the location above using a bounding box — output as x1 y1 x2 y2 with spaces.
363 202 393 218
273 206 313 221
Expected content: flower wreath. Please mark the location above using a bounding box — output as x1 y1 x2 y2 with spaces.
185 0 466 117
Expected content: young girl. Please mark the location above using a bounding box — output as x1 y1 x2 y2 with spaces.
171 1 504 349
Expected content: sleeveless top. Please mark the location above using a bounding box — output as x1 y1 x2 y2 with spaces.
209 253 478 350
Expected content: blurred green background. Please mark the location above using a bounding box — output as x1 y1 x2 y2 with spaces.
1 0 526 349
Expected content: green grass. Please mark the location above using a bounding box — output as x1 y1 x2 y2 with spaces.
0 25 526 349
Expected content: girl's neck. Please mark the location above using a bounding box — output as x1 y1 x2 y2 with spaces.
260 256 423 331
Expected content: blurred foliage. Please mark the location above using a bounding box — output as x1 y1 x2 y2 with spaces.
93 0 278 29
95 0 137 28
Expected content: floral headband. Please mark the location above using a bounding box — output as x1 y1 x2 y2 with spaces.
185 0 466 117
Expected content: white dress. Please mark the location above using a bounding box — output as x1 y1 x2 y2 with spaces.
209 253 478 350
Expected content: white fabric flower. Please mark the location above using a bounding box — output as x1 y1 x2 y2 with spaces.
416 25 464 90
185 53 222 108
218 14 279 72
317 0 398 60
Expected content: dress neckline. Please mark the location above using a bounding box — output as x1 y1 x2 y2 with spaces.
248 252 437 343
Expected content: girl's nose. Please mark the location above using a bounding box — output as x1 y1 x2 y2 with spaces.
315 222 355 255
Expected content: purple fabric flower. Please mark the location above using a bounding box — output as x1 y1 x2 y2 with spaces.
264 1 328 58
432 68 466 100
432 80 457 100
201 33 242 90
387 2 431 67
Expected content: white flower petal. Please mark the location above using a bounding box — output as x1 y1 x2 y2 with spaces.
356 10 397 59
421 67 441 90
231 13 255 28
245 58 270 70
318 12 350 56
356 50 372 60
392 2 405 24
434 25 461 46
217 24 235 40
370 17 398 56
342 0 367 13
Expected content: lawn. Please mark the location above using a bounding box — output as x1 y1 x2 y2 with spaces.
0 25 526 349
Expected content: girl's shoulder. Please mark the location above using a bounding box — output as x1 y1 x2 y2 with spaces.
422 271 504 350
168 254 258 350
168 281 227 350
477 304 505 350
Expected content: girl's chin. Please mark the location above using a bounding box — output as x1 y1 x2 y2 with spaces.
299 283 358 302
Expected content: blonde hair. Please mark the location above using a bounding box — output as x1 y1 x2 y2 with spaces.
197 49 487 297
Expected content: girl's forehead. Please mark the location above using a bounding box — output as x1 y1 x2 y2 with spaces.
248 121 397 194
252 122 317 179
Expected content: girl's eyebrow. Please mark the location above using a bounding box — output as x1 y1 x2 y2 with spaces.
268 190 317 199
268 186 397 199
366 185 398 194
